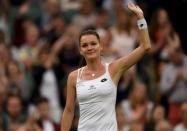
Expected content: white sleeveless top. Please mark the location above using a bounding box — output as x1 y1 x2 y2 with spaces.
76 63 117 131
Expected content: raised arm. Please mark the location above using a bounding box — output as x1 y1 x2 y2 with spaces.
44 35 72 69
109 3 151 85
61 71 77 131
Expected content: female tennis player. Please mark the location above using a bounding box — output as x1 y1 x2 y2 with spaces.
61 3 151 131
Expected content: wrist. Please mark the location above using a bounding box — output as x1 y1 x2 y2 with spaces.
137 18 147 30
137 14 144 19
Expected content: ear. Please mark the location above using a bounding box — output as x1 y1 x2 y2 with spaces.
100 46 103 51
100 46 104 56
100 43 103 51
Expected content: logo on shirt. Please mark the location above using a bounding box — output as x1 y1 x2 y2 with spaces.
101 78 107 82
88 85 96 90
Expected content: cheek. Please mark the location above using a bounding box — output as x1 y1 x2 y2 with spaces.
79 49 84 56
96 44 102 51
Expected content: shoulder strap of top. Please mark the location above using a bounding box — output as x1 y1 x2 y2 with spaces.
77 68 80 82
80 67 84 79
77 67 85 82
105 62 110 75
104 62 117 87
105 62 108 67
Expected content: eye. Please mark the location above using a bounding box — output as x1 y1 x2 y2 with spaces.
91 42 97 46
81 43 88 48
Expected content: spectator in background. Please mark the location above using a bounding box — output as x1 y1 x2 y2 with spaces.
0 0 9 13
43 13 66 44
10 1 41 47
149 9 179 73
121 81 153 124
103 0 137 12
11 16 28 48
40 0 62 32
160 45 187 125
103 0 137 25
18 105 42 131
129 121 144 131
138 8 180 98
6 60 25 97
10 17 33 60
155 120 172 131
0 26 7 43
72 0 97 31
147 8 182 113
0 30 5 43
31 34 75 122
0 81 8 131
4 95 26 131
106 8 137 58
149 8 180 61
0 124 2 131
0 0 9 44
58 25 81 75
0 81 8 111
18 24 43 69
145 105 166 131
95 9 110 42
174 103 187 131
36 97 60 131
116 72 134 102
0 44 11 75
116 103 130 131
60 0 81 13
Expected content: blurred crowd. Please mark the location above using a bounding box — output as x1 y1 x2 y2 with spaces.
0 0 187 131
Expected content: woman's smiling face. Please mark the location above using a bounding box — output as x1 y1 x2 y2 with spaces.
79 34 102 60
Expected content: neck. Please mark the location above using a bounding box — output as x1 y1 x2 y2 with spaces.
86 58 102 70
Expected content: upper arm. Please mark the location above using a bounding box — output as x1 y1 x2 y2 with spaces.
44 36 67 68
64 71 77 112
109 46 148 84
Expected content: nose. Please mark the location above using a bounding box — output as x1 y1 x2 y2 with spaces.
87 44 93 50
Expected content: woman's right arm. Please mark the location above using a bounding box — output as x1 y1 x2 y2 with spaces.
61 71 77 131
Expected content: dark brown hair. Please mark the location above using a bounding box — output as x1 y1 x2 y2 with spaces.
35 97 49 106
79 29 100 44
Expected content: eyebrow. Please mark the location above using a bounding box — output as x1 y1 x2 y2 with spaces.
80 40 97 44
80 42 87 45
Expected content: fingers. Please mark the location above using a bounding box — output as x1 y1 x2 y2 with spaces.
127 3 144 18
127 3 134 9
127 3 140 10
136 5 141 9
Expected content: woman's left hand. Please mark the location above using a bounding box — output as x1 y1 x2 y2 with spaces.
127 3 144 19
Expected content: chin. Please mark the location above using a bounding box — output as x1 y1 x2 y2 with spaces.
85 54 98 60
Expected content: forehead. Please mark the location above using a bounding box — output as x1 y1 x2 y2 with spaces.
80 34 99 44
8 97 21 104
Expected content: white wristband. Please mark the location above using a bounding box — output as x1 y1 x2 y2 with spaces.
137 18 147 30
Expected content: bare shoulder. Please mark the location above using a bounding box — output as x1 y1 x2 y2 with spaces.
69 70 78 79
68 69 79 85
68 69 78 81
